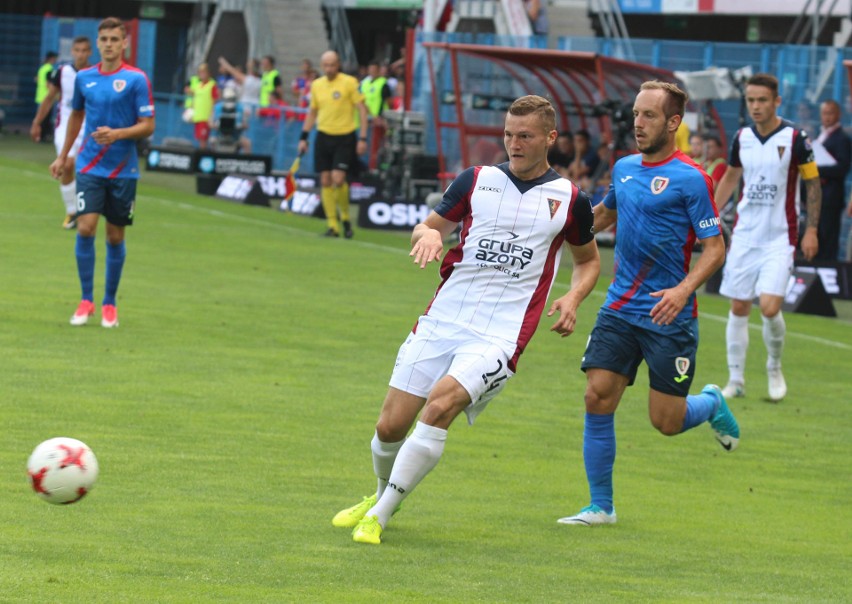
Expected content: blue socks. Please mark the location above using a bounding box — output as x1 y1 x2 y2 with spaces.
583 412 616 514
582 393 717 514
76 236 126 306
75 234 95 302
103 241 126 306
681 391 717 432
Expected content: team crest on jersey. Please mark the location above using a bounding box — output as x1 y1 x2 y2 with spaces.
333 91 341 99
675 356 690 377
650 176 669 194
547 198 562 219
776 145 786 159
113 79 126 92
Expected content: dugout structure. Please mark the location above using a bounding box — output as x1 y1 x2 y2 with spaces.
423 42 723 179
846 60 852 94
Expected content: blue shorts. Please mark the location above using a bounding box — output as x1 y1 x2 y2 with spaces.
76 172 137 226
580 307 699 396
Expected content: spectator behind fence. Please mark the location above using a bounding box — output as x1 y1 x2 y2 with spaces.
548 131 575 172
218 56 262 124
524 0 549 36
291 59 313 104
689 133 704 163
288 61 316 122
813 99 852 260
213 85 251 154
569 130 600 182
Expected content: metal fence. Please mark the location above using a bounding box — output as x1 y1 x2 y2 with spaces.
151 93 313 173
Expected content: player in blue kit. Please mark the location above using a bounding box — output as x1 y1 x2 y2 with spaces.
50 17 155 328
558 81 740 526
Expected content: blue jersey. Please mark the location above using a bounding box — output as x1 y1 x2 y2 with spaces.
602 150 720 320
72 63 154 179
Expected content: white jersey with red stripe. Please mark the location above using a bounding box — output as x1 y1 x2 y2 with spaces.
425 163 595 371
48 64 84 130
729 120 816 248
48 64 86 157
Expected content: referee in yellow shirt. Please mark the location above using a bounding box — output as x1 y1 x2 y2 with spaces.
297 51 368 238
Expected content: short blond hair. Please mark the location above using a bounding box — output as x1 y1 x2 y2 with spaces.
508 95 557 133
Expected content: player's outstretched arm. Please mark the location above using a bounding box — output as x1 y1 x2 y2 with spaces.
548 239 601 337
30 83 60 142
410 212 457 269
649 233 725 325
49 109 85 179
713 165 742 213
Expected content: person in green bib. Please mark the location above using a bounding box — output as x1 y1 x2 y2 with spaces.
184 63 219 149
259 55 282 108
34 51 58 143
360 60 391 120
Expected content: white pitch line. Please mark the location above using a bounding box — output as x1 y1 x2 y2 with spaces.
9 164 851 351
145 192 852 350
697 309 852 350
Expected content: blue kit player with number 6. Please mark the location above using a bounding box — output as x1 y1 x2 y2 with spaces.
50 16 155 328
558 81 740 527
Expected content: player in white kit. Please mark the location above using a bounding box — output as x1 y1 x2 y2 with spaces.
31 36 92 229
331 95 602 545
714 73 821 402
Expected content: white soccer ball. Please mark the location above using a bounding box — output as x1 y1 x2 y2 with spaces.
27 437 99 505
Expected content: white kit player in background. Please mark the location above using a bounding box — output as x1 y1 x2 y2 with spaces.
714 73 821 402
332 95 601 545
30 36 92 229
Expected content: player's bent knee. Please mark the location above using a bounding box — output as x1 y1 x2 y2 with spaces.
730 299 752 316
375 417 409 443
420 399 465 430
651 417 681 436
583 388 616 414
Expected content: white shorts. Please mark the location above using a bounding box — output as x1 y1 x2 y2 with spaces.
719 240 794 300
388 316 515 425
54 120 85 159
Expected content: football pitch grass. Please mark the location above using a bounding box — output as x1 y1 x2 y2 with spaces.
0 134 849 602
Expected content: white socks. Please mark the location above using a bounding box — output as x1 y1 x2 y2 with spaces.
368 421 447 527
762 312 785 370
726 311 749 384
60 182 77 215
371 432 404 500
727 310 786 382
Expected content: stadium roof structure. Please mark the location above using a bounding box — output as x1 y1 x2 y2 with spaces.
423 42 722 174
